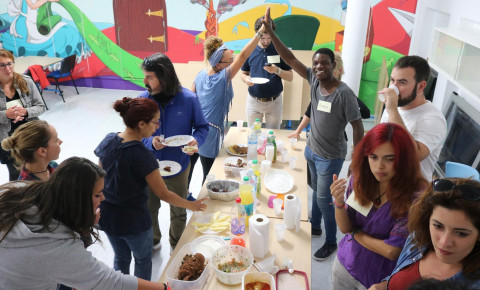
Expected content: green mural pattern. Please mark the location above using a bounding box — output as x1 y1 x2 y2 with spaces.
57 0 144 86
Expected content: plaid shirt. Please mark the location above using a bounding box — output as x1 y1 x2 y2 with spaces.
18 161 58 181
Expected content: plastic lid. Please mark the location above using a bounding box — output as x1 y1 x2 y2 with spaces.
269 130 274 134
236 197 242 203
243 176 250 181
252 160 258 164
255 118 260 121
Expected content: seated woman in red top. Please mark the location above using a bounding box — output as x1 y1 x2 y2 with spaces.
1 120 62 181
369 178 480 289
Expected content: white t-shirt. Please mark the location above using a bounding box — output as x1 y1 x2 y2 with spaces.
381 101 447 180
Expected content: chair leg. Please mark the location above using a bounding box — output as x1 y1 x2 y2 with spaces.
39 90 49 110
54 78 65 102
70 75 79 94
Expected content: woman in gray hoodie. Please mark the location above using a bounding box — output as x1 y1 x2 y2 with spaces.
0 157 167 290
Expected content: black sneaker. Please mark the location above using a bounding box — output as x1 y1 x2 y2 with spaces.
313 243 337 261
311 227 322 236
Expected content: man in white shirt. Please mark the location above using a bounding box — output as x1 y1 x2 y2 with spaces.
380 55 446 180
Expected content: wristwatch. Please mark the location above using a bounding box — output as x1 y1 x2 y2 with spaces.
255 32 263 39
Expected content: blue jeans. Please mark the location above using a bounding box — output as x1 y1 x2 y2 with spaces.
305 145 344 245
106 228 153 280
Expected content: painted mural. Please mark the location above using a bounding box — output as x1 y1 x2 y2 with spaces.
0 0 418 112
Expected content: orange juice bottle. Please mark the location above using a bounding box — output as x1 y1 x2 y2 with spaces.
239 176 254 226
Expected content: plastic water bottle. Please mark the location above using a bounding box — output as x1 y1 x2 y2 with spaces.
230 197 246 247
247 127 258 161
267 131 277 163
240 176 254 226
252 160 261 196
254 118 262 136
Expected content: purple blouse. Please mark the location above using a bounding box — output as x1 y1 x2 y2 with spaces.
337 180 409 288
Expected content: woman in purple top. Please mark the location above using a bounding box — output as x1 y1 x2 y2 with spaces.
329 123 427 289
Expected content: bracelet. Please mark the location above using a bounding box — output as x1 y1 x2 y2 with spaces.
333 199 346 209
255 32 263 39
348 228 361 241
276 68 282 75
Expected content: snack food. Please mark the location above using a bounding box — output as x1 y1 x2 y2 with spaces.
228 145 248 155
164 166 171 172
182 145 197 154
193 211 231 233
178 253 206 281
225 158 247 168
245 282 271 290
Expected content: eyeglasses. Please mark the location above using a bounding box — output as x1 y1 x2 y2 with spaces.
0 62 14 70
432 179 480 201
151 120 161 127
219 57 234 64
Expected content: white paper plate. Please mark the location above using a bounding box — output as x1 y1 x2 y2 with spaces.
162 135 194 147
249 77 270 84
192 235 226 259
226 144 247 157
158 160 181 177
194 213 230 234
264 169 294 194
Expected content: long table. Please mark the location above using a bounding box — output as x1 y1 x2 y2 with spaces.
159 127 311 289
14 56 62 74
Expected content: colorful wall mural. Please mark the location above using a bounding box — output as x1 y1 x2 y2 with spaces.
0 0 418 113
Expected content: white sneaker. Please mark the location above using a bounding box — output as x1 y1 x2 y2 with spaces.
153 242 162 252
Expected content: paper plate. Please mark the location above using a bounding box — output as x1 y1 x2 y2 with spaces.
192 235 226 259
226 144 248 156
162 135 194 147
193 213 230 234
249 77 270 84
158 160 181 177
264 169 294 194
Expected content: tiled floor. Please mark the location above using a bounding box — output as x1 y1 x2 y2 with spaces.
0 86 363 289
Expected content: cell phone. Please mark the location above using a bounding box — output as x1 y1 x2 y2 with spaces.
265 63 272 66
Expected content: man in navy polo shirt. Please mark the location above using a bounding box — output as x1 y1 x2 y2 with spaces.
240 16 293 129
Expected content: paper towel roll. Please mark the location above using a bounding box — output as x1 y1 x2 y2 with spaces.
249 214 270 258
284 194 301 231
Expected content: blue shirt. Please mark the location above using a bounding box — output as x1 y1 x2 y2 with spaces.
94 133 159 236
241 43 291 99
139 87 209 177
384 235 480 288
195 68 233 158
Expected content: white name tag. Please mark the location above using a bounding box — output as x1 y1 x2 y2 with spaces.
316 100 332 113
346 190 373 217
267 55 280 64
6 99 24 109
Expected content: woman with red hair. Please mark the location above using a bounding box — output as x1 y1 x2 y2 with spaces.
329 123 428 289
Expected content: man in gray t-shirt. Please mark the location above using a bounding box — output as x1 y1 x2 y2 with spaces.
262 9 364 261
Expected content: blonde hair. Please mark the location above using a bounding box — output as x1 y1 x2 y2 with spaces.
204 36 224 65
0 49 29 94
1 120 51 165
334 52 344 80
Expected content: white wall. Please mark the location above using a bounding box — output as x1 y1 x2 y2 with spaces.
410 0 480 113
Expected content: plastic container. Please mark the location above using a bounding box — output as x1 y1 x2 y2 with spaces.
211 245 254 285
224 157 247 177
230 197 246 247
206 180 239 201
240 176 254 226
267 131 277 163
243 272 277 290
254 118 262 136
247 127 258 161
166 243 212 290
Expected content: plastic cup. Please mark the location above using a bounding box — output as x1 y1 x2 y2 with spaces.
289 137 297 149
289 156 297 169
261 160 271 173
379 85 399 103
280 149 289 163
237 120 244 128
265 145 274 162
273 198 283 216
276 140 284 151
240 170 248 180
275 223 287 242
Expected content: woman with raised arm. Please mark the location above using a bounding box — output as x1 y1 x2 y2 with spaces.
189 15 266 184
94 97 207 280
369 178 480 289
330 123 427 289
0 157 168 289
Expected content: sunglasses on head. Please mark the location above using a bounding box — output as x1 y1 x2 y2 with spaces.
432 179 480 201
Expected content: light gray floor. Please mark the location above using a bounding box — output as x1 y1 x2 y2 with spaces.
0 86 367 289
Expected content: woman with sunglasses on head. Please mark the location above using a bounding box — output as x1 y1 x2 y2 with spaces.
94 97 207 281
329 123 428 289
1 120 61 181
0 49 46 181
188 11 267 184
369 178 480 290
0 157 169 289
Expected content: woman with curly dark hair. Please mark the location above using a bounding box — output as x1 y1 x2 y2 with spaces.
370 178 480 289
330 123 428 289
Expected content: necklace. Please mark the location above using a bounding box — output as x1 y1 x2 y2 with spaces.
29 168 49 175
374 190 387 206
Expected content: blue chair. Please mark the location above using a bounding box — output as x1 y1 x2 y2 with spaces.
445 161 480 180
46 55 79 101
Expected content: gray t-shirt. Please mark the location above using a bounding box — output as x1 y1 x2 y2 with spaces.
306 67 361 159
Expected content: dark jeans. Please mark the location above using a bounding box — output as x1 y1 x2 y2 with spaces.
188 153 215 186
106 228 153 280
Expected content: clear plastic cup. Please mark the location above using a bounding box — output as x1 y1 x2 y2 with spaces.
261 160 271 173
240 170 248 180
273 198 283 216
275 223 287 242
265 145 274 162
206 174 215 183
289 137 297 149
280 149 289 163
379 85 399 103
237 120 244 128
289 156 297 169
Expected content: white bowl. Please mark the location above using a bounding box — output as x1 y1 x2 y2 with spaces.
212 245 253 285
206 180 239 201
